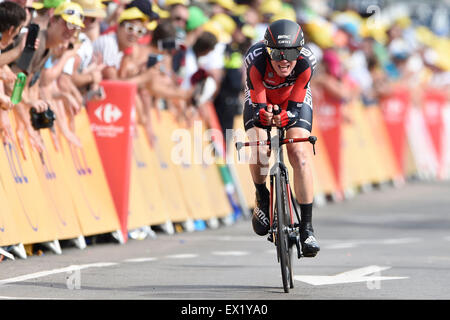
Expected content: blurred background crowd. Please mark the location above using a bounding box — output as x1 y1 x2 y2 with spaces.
0 0 449 156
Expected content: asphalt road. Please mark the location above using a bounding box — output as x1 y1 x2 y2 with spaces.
1 180 449 303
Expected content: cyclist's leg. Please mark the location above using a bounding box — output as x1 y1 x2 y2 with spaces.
285 86 314 206
284 90 320 255
243 100 271 235
285 127 319 256
285 127 314 205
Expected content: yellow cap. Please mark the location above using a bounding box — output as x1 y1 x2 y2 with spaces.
270 6 296 23
395 16 412 29
73 0 106 18
231 4 248 16
54 2 85 28
241 24 256 39
152 3 170 19
211 13 236 35
203 20 230 43
260 0 282 15
164 0 188 6
209 0 235 12
146 20 158 31
118 7 148 23
305 21 334 49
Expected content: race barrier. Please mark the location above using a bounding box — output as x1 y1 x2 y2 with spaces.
1 80 449 259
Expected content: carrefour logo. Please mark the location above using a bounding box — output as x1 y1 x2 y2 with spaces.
94 103 122 123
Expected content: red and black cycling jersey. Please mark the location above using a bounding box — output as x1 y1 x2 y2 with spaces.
244 41 316 110
243 41 316 132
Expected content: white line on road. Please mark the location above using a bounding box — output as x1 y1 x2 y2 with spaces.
211 251 249 256
0 262 118 286
165 254 198 259
324 243 358 249
323 237 422 250
123 257 158 263
0 295 65 300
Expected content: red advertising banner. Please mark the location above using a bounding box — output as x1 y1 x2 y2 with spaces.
380 87 410 175
315 90 343 191
86 81 137 242
422 88 446 176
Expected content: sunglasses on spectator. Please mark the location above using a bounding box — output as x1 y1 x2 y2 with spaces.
123 22 147 37
266 47 302 61
173 16 187 23
61 9 84 22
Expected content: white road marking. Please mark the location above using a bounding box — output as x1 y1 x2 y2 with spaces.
214 236 261 242
0 262 118 286
381 238 421 244
0 296 65 300
324 237 422 250
123 257 158 263
324 243 358 249
211 251 249 256
294 265 408 286
165 254 198 259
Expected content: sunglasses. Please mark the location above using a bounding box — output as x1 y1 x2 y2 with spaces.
173 16 187 23
123 22 147 37
266 47 302 61
62 9 84 22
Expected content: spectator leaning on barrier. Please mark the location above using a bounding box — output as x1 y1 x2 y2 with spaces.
170 4 208 84
60 0 107 104
166 0 189 42
0 1 30 73
0 1 27 51
9 0 85 156
180 30 218 123
139 20 196 140
184 5 208 47
93 6 151 80
0 1 26 116
144 20 194 104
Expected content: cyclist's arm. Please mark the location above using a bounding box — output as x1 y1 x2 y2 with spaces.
275 66 313 129
247 64 267 108
287 66 312 107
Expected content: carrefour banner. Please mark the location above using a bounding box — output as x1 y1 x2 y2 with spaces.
86 81 137 243
380 86 410 175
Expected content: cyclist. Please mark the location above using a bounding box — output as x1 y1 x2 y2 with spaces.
243 19 319 257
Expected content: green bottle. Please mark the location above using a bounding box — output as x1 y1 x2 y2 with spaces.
10 72 27 105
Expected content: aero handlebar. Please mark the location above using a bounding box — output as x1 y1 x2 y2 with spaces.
235 132 317 155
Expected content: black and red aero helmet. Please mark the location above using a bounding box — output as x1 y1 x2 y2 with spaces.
264 19 305 49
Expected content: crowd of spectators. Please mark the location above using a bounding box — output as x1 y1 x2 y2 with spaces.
0 0 449 157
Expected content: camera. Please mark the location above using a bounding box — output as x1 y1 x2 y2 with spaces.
30 107 56 130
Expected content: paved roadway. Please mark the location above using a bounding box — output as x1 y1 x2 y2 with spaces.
1 180 449 302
